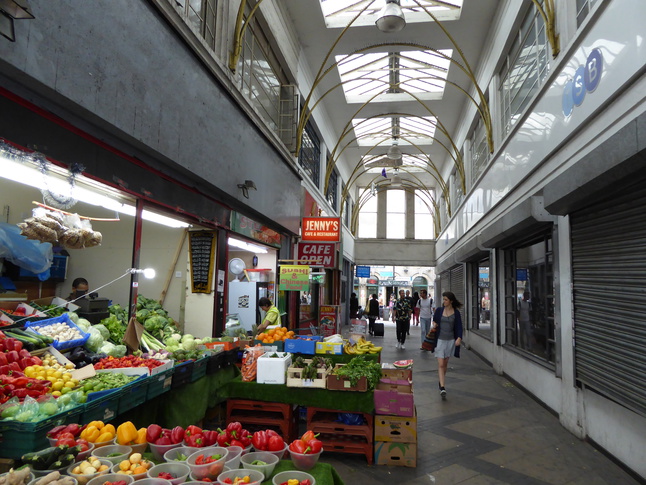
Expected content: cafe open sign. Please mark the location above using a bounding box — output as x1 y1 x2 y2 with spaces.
296 242 336 268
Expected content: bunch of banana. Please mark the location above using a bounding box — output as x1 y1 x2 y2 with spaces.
344 337 382 354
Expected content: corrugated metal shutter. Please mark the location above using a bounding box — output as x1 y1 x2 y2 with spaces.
450 265 465 309
440 271 450 296
571 182 646 417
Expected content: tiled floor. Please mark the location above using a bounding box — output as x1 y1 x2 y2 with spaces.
320 320 642 484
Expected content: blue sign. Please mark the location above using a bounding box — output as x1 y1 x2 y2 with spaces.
516 268 528 281
562 48 603 117
355 265 371 278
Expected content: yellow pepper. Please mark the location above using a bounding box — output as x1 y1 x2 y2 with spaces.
88 420 105 430
117 421 138 445
97 431 114 443
135 427 147 444
287 480 299 485
81 425 100 442
102 423 116 436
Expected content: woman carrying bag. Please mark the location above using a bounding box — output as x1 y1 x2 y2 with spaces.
430 291 463 400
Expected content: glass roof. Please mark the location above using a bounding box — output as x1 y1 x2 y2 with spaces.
336 49 452 103
319 0 463 29
352 115 437 146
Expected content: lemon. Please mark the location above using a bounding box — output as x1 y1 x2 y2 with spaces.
63 381 75 389
53 370 63 379
65 363 75 369
51 391 62 397
69 379 79 387
62 374 71 382
52 381 65 392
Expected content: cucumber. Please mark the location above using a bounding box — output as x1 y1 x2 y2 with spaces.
21 445 68 470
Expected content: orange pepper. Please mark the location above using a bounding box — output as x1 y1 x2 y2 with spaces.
102 423 116 436
88 420 105 430
135 427 147 444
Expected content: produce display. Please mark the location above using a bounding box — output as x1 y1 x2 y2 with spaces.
22 444 81 470
251 429 285 452
0 467 32 485
290 356 332 380
115 453 152 476
27 322 84 345
255 327 295 344
115 422 147 448
343 337 382 354
145 424 185 446
93 356 165 372
30 471 76 485
69 457 110 476
79 422 116 444
331 356 382 390
277 479 312 485
288 431 322 455
80 373 138 397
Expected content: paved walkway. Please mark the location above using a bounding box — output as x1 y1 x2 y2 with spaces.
324 320 642 484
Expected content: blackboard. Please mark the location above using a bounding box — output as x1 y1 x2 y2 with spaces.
188 231 216 293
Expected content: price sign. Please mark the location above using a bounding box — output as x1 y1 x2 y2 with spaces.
189 231 216 293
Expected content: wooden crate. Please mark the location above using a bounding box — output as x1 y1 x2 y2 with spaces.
286 359 331 389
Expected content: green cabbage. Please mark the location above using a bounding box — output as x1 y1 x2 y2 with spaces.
93 324 110 340
76 318 92 332
84 327 104 353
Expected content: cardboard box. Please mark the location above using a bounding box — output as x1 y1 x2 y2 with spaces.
374 388 415 416
31 296 80 312
315 341 343 355
374 441 417 467
256 352 292 384
381 362 413 381
284 336 322 354
374 407 417 442
377 378 413 393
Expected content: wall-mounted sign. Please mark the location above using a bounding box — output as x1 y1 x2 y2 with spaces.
355 265 371 278
231 212 281 247
302 217 341 242
188 231 216 293
562 48 602 118
279 265 310 291
296 242 337 267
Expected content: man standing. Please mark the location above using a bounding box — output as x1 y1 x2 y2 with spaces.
417 289 433 350
393 289 412 349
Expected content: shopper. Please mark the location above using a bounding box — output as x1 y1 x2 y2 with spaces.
417 289 433 349
411 291 420 325
257 297 281 335
66 277 89 301
393 289 412 349
432 291 463 399
517 291 532 350
366 294 379 336
349 292 359 318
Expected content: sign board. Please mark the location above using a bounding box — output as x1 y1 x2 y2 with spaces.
279 265 310 291
188 231 216 293
302 217 341 242
319 305 339 337
231 212 281 247
355 265 371 278
296 242 337 267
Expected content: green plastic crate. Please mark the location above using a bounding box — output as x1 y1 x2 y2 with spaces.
171 361 194 389
118 374 150 414
0 405 83 459
81 388 122 423
190 356 209 382
147 366 175 400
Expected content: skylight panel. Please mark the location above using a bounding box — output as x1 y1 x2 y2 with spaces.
320 0 463 29
353 116 437 146
336 49 452 103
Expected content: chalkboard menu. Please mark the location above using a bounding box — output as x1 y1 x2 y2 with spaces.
189 231 216 293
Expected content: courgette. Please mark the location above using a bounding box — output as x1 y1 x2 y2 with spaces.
21 445 68 470
51 453 76 469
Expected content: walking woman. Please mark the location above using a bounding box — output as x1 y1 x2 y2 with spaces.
431 291 463 399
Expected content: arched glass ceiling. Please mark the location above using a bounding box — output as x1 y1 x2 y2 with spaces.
352 115 437 146
336 49 453 103
319 0 464 29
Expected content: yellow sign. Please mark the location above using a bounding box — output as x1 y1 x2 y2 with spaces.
280 265 310 291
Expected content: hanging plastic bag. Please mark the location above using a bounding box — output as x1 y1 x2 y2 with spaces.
0 222 53 275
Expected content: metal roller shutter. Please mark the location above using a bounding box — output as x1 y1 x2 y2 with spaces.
450 265 465 309
440 271 450 296
571 182 646 417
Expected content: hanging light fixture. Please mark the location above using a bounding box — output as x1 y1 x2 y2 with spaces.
375 0 406 33
391 170 402 186
386 143 402 160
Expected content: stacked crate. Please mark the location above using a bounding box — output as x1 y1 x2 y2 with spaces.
373 363 416 467
226 399 298 442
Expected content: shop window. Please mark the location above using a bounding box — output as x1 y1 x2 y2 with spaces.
499 2 549 138
469 114 489 186
469 258 492 338
299 121 321 187
503 230 555 363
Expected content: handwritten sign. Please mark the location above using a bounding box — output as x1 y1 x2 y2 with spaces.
279 265 310 291
189 231 216 293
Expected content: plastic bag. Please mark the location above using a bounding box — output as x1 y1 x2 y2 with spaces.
0 222 53 277
241 345 265 382
336 413 365 426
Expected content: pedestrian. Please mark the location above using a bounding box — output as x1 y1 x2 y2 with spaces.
393 289 412 349
388 295 395 320
350 292 359 318
431 291 463 399
411 291 420 325
417 289 433 349
405 290 413 335
366 294 379 336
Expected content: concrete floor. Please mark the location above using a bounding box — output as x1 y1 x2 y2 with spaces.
320 320 642 485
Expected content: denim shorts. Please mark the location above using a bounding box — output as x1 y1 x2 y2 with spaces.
435 338 456 358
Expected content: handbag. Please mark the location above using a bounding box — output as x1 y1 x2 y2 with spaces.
421 328 436 352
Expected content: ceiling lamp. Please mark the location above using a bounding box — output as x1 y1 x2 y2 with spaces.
391 170 402 186
386 143 402 160
375 0 406 33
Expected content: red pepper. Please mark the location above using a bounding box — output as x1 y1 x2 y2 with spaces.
170 426 185 444
157 472 174 480
265 429 280 438
185 425 202 438
226 422 242 439
289 439 307 454
301 430 318 443
156 435 173 446
4 339 14 351
64 423 82 437
202 430 218 446
146 424 163 444
6 350 19 363
18 349 30 359
47 425 68 439
185 433 204 447
0 353 7 366
239 429 252 447
306 438 322 454
216 430 229 447
267 435 285 452
301 480 312 485
229 439 244 448
8 362 21 372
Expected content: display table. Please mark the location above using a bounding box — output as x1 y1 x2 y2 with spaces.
218 376 375 414
261 461 344 485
